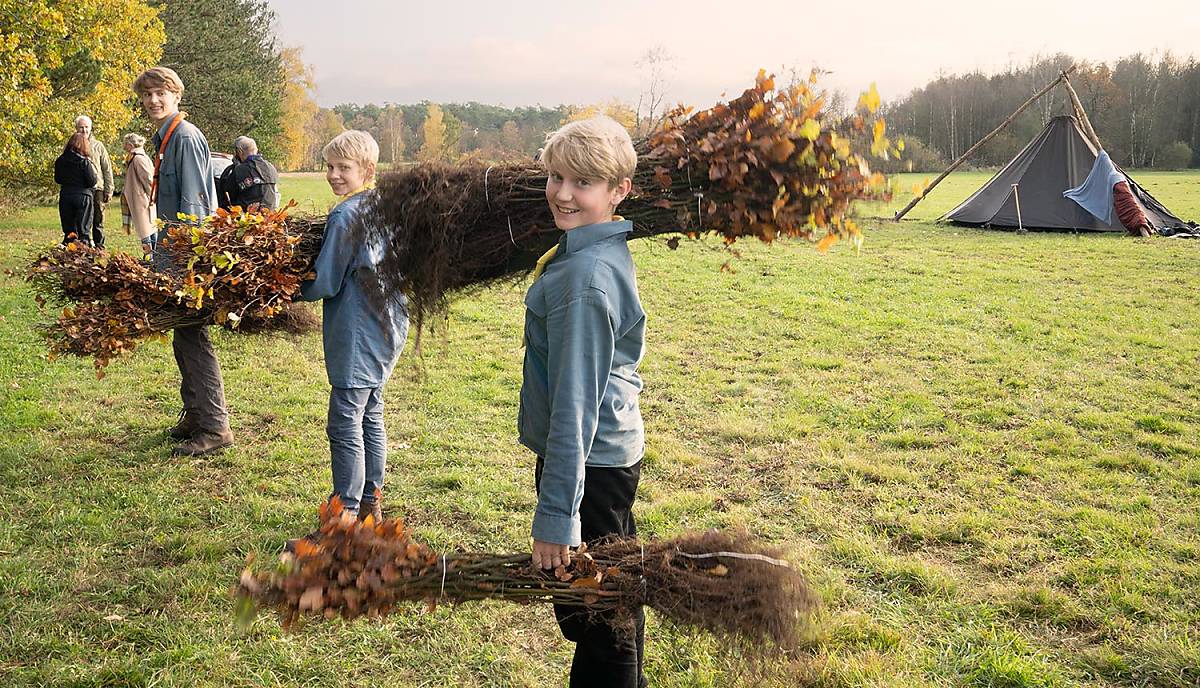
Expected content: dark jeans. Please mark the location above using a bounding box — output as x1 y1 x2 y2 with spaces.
91 190 106 249
59 190 93 245
535 457 646 688
172 324 229 432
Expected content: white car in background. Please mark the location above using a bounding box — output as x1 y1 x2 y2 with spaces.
210 151 234 184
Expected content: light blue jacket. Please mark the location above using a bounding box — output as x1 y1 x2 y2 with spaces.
1064 150 1126 225
519 219 646 546
151 114 216 225
299 193 408 388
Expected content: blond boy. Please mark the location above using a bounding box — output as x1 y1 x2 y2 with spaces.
133 66 231 456
520 116 647 687
297 130 408 523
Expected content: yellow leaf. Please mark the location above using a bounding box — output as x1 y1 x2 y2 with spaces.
857 83 881 114
798 118 821 141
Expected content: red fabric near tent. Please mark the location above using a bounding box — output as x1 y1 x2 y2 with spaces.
1112 181 1148 231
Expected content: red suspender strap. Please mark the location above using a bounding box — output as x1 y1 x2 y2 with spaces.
150 113 186 205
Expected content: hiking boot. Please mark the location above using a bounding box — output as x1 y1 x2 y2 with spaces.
358 498 383 524
172 428 234 457
167 410 200 440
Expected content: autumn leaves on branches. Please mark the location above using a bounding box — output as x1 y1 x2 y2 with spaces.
358 70 895 329
25 204 321 375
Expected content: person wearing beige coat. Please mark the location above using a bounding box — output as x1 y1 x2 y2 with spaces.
120 133 156 252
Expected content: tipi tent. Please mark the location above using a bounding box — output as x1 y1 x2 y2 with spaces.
942 115 1190 232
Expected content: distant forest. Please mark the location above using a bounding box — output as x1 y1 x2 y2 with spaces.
884 53 1200 171
319 52 1199 172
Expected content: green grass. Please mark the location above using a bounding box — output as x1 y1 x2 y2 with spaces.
1 170 1199 686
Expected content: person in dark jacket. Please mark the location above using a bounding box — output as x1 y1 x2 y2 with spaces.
217 136 279 210
54 132 98 245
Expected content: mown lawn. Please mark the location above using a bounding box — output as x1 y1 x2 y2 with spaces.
1 171 1198 687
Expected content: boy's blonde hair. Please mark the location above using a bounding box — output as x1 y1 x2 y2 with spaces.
132 66 185 96
323 130 379 171
541 116 636 187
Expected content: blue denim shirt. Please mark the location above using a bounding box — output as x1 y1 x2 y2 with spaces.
151 114 216 225
299 193 409 388
520 219 646 546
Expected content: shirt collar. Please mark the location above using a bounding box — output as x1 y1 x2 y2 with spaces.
560 218 633 254
153 112 183 142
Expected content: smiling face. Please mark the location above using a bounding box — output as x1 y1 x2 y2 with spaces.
545 168 631 231
325 156 374 196
74 118 91 137
139 86 181 125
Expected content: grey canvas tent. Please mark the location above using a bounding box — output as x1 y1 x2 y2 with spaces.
942 115 1190 232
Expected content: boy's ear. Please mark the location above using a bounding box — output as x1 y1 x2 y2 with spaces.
365 161 377 180
613 177 632 204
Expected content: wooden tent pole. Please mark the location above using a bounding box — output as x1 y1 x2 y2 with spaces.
1060 71 1102 150
893 64 1077 221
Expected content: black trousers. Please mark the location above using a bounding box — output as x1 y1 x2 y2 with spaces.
535 457 646 688
91 190 106 249
59 191 93 245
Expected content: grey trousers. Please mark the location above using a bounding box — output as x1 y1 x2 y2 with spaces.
91 190 106 249
172 324 230 432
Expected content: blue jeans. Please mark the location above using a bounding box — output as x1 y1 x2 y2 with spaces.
327 386 386 512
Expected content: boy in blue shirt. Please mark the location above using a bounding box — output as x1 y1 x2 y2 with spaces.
521 116 647 687
133 66 231 457
298 130 408 523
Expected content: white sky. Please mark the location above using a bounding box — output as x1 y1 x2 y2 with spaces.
267 0 1199 108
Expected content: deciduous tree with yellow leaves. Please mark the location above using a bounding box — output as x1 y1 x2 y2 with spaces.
277 46 319 171
0 0 164 198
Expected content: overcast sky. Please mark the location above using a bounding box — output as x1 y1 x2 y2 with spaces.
267 0 1199 109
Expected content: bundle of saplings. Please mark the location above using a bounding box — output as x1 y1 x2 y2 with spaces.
25 204 323 375
357 70 895 329
27 72 894 370
235 497 817 654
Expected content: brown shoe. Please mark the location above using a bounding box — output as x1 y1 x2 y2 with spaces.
358 498 383 524
172 428 234 457
167 410 200 440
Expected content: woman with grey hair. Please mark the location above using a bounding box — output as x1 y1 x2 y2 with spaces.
120 132 156 252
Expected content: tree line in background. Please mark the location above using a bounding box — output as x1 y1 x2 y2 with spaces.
883 53 1200 172
2 0 1196 206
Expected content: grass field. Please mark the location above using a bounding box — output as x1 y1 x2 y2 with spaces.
1 170 1198 687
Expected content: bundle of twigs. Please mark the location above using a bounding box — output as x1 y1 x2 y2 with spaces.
25 204 323 375
358 71 894 329
235 498 817 653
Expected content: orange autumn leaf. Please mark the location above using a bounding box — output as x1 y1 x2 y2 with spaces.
816 233 839 253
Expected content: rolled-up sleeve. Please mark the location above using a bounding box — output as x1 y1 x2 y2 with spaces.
531 290 616 546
